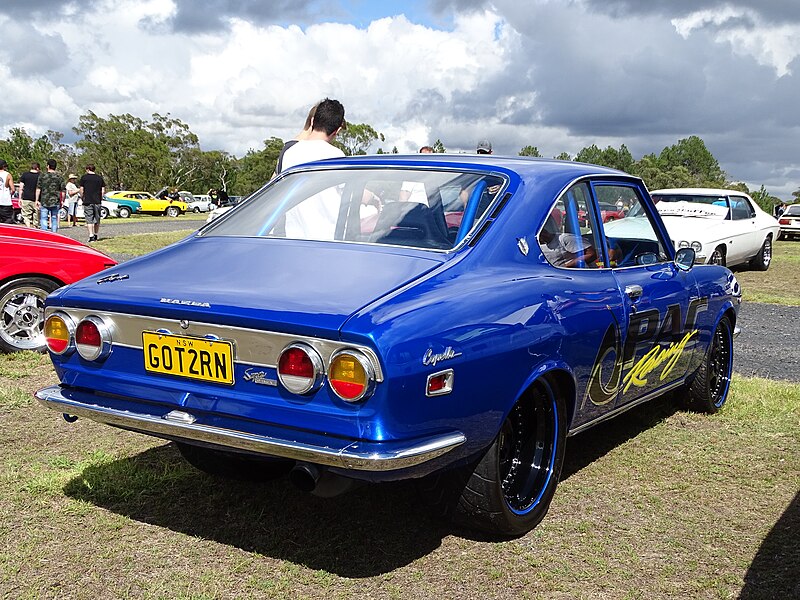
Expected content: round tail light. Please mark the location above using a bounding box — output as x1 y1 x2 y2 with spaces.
75 316 112 361
277 343 323 395
44 312 75 355
329 350 375 402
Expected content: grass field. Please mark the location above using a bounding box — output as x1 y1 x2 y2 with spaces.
1 351 798 599
734 239 800 305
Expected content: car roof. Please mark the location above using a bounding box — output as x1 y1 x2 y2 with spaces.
288 153 633 182
651 187 754 199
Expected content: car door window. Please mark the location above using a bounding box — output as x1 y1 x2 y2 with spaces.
596 185 670 268
730 196 755 220
538 182 602 269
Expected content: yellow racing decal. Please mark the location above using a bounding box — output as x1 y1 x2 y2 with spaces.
622 329 697 393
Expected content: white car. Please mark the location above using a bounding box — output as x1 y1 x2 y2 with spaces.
777 204 800 240
59 199 120 221
650 188 780 270
188 194 214 213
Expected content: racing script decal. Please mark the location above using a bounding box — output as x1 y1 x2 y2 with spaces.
585 298 708 406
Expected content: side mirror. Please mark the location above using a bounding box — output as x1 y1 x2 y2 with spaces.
675 247 695 271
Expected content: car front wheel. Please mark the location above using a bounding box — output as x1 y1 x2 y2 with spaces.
421 377 567 536
749 236 772 271
165 206 180 218
117 206 132 218
99 206 109 219
0 277 60 353
686 315 733 414
709 245 726 266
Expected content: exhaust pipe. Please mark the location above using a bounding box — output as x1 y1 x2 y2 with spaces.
289 463 360 498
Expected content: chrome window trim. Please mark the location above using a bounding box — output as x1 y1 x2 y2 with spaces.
46 307 384 381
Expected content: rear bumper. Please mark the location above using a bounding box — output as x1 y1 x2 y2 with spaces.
35 385 466 473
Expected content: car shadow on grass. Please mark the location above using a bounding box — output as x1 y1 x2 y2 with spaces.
740 491 800 599
63 442 449 577
61 395 681 575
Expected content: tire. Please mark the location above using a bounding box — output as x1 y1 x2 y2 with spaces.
13 210 23 224
749 236 772 271
686 315 733 414
58 207 67 221
777 232 785 241
176 442 294 482
99 206 109 219
709 245 726 266
192 206 200 213
117 206 132 219
420 377 567 537
0 277 61 353
166 206 180 218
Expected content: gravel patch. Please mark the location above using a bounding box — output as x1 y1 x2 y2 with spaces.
734 302 800 382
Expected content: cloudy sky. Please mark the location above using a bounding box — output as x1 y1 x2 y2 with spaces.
1 0 798 197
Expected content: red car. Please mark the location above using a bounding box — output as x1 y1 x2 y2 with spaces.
0 225 117 352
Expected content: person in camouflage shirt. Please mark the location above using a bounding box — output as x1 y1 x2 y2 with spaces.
36 159 66 232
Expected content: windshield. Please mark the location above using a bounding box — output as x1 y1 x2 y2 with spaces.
202 168 506 250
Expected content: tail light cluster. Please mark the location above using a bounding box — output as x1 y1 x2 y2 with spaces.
277 344 376 403
45 312 112 361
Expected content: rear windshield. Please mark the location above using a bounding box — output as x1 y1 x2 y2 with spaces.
203 168 505 250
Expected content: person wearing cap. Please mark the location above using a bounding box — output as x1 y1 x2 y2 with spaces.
477 140 493 154
65 173 81 227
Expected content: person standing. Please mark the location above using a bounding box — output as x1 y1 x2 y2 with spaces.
65 173 80 226
36 159 66 232
0 159 14 224
18 162 40 227
79 164 105 242
476 140 493 155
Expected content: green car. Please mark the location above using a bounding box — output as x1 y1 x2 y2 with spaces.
102 194 142 218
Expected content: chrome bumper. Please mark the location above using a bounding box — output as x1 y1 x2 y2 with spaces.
35 385 466 472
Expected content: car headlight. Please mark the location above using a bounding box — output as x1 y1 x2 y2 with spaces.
678 240 689 249
691 241 702 253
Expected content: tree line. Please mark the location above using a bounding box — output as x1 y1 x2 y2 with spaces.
0 112 796 212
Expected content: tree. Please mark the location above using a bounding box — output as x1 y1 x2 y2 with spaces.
334 123 382 156
554 152 572 161
792 189 800 202
519 145 541 157
750 185 782 214
233 137 284 195
0 127 58 174
658 135 726 187
432 139 446 153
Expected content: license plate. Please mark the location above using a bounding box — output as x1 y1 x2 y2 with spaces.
142 331 234 385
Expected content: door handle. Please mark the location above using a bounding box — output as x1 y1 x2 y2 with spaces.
625 284 643 302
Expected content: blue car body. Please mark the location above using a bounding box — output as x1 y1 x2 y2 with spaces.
37 155 740 535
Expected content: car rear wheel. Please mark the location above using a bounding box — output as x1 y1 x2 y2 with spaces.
165 206 180 218
58 207 68 221
686 315 733 414
0 277 60 353
192 206 201 213
709 245 726 266
420 377 566 537
749 236 772 271
117 206 132 218
176 442 294 481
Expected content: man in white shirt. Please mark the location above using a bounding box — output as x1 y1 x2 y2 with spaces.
281 98 346 240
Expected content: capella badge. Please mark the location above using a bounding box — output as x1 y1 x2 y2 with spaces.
160 298 211 308
422 346 462 367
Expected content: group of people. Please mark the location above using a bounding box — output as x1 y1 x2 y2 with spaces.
0 159 105 242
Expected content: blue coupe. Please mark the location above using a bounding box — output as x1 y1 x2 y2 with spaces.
36 155 741 536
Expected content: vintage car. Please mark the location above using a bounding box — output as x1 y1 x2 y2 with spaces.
188 194 214 213
101 194 142 218
107 191 187 217
0 225 116 352
650 188 780 269
777 204 800 240
36 156 741 536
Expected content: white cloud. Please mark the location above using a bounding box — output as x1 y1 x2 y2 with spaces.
672 7 800 76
